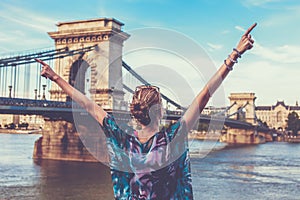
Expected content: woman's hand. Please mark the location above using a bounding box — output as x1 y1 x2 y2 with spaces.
235 23 257 55
35 58 59 81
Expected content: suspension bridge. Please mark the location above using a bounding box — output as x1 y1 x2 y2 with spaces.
0 41 254 127
0 18 270 162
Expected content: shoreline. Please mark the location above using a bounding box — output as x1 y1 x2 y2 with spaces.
0 128 42 134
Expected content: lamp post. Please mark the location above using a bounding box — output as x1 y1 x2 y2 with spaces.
34 89 38 100
8 86 12 98
42 85 46 100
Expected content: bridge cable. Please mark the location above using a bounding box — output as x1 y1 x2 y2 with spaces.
123 84 134 94
122 61 185 110
213 102 237 116
38 62 42 99
0 45 96 68
10 65 13 91
13 65 17 98
58 56 62 100
0 47 66 63
47 56 53 99
15 65 19 98
4 66 7 97
24 63 29 98
227 102 249 118
23 64 26 98
0 67 3 96
0 67 2 96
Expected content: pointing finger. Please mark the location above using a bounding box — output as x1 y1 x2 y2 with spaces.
35 58 48 66
244 23 257 36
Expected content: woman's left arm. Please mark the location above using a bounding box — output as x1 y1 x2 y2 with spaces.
183 23 257 131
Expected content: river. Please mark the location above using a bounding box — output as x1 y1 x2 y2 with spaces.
0 133 299 200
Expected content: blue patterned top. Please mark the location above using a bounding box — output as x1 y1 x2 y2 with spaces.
101 114 193 200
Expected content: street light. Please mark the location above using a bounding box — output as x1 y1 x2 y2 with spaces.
34 89 38 100
42 85 46 100
8 86 12 98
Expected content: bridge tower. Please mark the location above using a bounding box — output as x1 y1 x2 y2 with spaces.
220 93 265 144
48 18 129 109
34 18 129 162
228 93 256 124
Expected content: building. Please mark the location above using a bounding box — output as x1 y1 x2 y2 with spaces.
203 93 300 130
0 114 44 129
255 101 300 130
202 106 227 116
0 114 15 128
19 115 45 129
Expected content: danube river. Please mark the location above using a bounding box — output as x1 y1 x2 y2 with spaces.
0 133 299 200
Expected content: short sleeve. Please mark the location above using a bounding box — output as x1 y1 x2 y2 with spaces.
100 114 128 148
166 118 189 163
166 118 188 142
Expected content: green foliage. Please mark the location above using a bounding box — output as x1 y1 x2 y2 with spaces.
287 111 300 135
5 123 16 129
18 122 29 129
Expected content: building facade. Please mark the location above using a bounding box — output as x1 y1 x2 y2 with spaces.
255 101 300 130
0 114 15 128
0 114 44 129
203 93 300 130
202 106 227 116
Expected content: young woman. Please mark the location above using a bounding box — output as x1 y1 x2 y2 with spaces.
36 23 256 200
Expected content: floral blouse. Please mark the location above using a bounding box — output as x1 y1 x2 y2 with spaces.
101 114 193 200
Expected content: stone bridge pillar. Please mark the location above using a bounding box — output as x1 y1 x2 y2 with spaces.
221 127 265 144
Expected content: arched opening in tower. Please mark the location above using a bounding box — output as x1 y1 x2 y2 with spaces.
237 107 246 121
67 59 91 101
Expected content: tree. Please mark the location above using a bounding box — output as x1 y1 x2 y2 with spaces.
18 122 29 130
286 112 300 135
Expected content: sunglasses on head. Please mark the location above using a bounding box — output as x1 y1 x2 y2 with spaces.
135 85 160 92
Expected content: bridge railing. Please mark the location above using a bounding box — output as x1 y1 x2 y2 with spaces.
0 97 73 108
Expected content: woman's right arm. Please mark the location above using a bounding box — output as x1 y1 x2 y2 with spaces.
35 59 107 126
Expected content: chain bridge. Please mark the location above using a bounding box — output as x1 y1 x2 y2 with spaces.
0 18 271 162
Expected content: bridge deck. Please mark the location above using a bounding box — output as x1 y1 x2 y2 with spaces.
0 97 258 129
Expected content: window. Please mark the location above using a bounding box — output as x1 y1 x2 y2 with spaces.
276 111 283 122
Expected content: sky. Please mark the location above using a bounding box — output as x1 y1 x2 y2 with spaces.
0 0 300 107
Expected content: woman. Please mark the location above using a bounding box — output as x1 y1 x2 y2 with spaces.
36 23 256 199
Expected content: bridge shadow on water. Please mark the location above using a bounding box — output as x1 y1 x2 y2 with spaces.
33 159 114 200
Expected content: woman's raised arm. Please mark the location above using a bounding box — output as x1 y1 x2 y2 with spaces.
35 58 107 126
183 23 257 131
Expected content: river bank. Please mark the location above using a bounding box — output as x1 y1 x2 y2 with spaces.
0 128 42 134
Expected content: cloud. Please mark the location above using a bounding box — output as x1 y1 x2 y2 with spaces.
260 6 300 27
223 60 295 105
0 3 56 33
99 7 108 16
221 30 230 35
0 3 56 52
234 22 300 64
242 0 283 7
252 43 300 64
207 43 223 51
0 46 10 52
235 25 246 32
